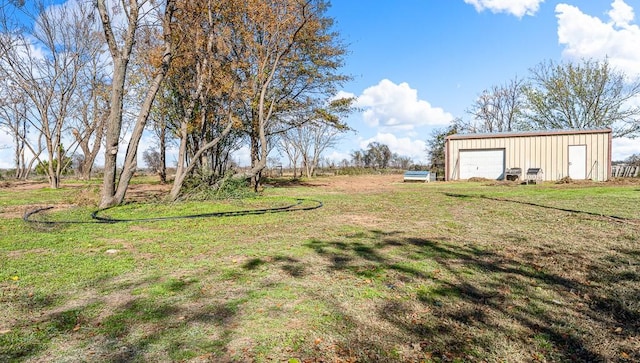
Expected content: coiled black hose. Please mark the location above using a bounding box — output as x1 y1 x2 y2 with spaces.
23 198 323 225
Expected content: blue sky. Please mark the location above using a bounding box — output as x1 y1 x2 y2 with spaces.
1 0 639 169
319 0 640 164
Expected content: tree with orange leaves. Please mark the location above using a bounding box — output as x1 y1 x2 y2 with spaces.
231 0 352 190
163 0 245 200
162 0 352 198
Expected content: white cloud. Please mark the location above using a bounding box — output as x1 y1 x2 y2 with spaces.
464 0 544 18
609 0 635 27
360 133 428 163
333 90 356 100
323 150 352 165
612 137 640 160
356 79 452 131
0 133 15 168
556 1 640 77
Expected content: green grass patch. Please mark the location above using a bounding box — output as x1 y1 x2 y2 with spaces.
1 177 639 362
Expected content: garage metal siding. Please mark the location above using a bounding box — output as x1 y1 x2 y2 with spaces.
445 129 611 181
560 136 568 180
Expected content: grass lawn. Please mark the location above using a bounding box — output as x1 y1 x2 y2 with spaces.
1 175 639 362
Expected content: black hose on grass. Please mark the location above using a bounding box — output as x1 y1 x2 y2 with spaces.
443 192 639 225
23 198 323 225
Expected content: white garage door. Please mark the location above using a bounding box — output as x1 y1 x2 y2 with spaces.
459 149 505 180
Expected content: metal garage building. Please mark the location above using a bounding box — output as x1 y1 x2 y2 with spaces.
445 129 612 182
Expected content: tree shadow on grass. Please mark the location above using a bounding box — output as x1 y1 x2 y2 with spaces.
4 229 638 361
300 232 639 362
242 255 307 277
0 273 249 362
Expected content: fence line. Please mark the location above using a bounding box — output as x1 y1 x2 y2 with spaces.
611 165 640 178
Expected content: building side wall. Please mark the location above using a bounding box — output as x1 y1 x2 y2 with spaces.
446 132 611 181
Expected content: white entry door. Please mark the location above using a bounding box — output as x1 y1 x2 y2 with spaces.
568 145 586 179
459 149 505 180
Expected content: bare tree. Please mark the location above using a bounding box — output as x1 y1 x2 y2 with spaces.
525 58 640 137
70 29 110 180
0 83 41 179
146 85 178 184
278 97 352 178
142 148 164 176
624 153 640 167
96 0 176 208
0 0 97 188
465 77 528 133
280 121 343 178
390 154 412 169
350 150 364 168
278 132 302 178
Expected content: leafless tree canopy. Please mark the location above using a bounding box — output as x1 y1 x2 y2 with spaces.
525 58 640 138
464 77 528 133
0 0 101 188
278 121 343 178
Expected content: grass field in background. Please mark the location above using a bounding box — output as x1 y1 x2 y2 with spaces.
1 176 639 362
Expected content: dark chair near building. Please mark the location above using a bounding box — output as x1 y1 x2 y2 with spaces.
505 168 522 181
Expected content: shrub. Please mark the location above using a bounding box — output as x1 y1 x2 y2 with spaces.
180 173 256 201
35 158 72 176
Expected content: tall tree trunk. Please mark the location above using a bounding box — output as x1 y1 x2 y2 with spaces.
14 128 26 179
44 130 60 189
249 131 261 190
159 123 167 184
100 59 128 207
169 121 190 200
112 67 171 205
97 0 175 208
